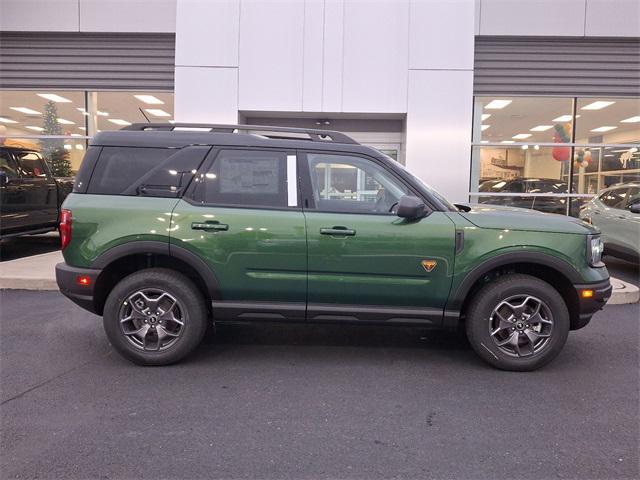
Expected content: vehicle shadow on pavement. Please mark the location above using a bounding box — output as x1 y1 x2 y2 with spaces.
0 234 60 262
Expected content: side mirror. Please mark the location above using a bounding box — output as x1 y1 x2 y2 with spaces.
629 201 640 214
0 171 7 186
396 195 427 219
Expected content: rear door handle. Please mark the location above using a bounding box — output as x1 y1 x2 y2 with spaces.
320 226 356 236
191 221 229 232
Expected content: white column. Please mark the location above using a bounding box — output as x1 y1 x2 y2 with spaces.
174 0 240 124
405 0 475 203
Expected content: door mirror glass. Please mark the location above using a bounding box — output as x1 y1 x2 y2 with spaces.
396 195 427 219
629 200 640 214
0 171 7 185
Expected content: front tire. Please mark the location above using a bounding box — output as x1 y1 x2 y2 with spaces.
465 274 569 371
103 268 208 366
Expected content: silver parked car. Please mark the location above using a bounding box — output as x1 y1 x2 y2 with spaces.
579 182 640 263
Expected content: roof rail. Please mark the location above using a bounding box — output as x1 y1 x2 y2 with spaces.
121 123 359 144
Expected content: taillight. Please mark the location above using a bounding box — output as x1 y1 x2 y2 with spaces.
60 209 72 250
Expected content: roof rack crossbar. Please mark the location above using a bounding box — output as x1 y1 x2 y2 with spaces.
122 123 358 144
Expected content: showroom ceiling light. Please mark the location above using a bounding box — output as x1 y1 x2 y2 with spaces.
97 111 109 116
485 99 512 109
78 127 86 131
37 93 72 103
0 117 18 124
108 119 132 126
552 114 580 122
590 126 617 132
621 116 640 123
77 108 89 116
501 140 515 144
145 108 171 117
25 126 44 131
57 118 75 125
512 133 532 139
581 101 615 110
11 107 41 115
134 94 164 105
481 113 491 121
481 124 490 131
530 125 553 131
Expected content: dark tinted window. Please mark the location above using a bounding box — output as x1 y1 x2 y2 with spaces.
0 150 20 180
87 147 174 195
600 188 628 209
625 187 640 208
15 152 47 178
200 149 290 208
73 146 101 193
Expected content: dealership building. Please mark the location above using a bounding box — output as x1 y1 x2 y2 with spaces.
0 0 638 207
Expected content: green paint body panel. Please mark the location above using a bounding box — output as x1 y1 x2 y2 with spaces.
61 193 179 267
304 211 456 308
170 200 307 303
62 194 608 316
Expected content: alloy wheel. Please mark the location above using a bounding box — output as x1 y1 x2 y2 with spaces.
488 295 554 357
118 288 185 351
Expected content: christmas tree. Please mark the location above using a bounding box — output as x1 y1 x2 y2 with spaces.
41 100 73 177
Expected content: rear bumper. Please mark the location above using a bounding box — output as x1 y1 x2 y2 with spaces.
55 262 101 314
572 278 612 329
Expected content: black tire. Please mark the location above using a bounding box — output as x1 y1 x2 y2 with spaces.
103 268 208 366
465 274 569 371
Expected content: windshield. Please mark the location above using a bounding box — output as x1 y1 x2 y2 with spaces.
383 155 458 212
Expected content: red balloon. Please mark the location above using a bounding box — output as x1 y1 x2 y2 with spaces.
552 146 570 161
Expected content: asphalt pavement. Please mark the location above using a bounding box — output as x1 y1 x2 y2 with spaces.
1 290 638 480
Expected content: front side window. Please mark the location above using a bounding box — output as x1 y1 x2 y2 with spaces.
201 149 293 208
15 152 47 178
0 152 20 180
600 188 628 209
306 153 408 214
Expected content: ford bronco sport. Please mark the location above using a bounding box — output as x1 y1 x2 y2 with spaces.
55 124 611 371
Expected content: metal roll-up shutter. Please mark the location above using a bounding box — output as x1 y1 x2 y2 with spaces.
474 36 640 97
0 32 175 90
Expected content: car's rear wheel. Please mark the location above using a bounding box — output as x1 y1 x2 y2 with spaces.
465 274 569 371
103 268 208 365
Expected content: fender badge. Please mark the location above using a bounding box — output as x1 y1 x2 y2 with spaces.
421 259 437 272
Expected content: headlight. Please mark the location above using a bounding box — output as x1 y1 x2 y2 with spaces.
587 235 604 267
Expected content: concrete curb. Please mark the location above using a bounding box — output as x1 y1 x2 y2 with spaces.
0 250 638 304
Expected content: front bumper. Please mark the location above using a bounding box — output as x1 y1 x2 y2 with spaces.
572 278 612 329
55 262 102 314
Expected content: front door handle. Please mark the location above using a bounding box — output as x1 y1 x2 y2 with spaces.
191 221 229 232
320 226 356 236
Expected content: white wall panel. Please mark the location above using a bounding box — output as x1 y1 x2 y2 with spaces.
341 0 409 112
174 67 238 124
0 0 79 31
238 1 305 111
176 0 239 67
302 0 324 111
480 0 586 36
585 0 640 37
409 0 474 70
322 0 345 112
79 0 176 32
406 70 474 203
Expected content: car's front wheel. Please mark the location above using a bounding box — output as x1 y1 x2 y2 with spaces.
465 274 570 371
103 268 208 365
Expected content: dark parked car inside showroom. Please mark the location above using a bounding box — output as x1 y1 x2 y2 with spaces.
478 178 583 216
0 145 73 238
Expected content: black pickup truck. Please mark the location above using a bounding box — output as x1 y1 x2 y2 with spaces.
0 146 73 238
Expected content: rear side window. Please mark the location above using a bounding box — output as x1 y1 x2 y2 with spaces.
198 149 292 208
87 147 173 195
14 152 48 178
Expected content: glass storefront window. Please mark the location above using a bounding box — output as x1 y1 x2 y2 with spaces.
0 89 174 175
471 96 640 216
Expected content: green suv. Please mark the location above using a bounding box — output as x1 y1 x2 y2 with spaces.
55 124 611 371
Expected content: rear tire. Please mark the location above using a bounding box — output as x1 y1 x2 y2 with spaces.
103 268 208 366
465 274 569 371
